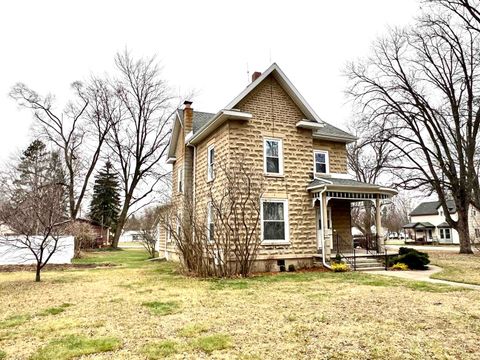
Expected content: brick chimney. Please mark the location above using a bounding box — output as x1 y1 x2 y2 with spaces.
252 71 262 82
183 100 193 134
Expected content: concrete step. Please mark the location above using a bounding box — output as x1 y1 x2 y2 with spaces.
355 266 386 271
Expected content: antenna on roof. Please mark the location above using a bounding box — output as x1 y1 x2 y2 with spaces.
246 62 250 85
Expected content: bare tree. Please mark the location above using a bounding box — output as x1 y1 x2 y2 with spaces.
138 206 162 258
162 158 264 277
346 3 480 253
10 80 112 226
104 51 174 248
347 117 395 235
0 183 68 282
429 0 480 32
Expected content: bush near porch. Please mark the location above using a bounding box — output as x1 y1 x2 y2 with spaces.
1 249 480 359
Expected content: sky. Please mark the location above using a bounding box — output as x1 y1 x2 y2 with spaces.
0 0 420 163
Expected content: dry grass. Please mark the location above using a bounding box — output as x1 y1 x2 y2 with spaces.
1 249 480 359
428 251 480 285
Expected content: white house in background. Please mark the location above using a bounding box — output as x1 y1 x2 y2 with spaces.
119 230 145 243
403 200 480 244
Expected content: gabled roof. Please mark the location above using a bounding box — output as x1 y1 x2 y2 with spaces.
224 63 323 123
167 63 357 161
410 200 456 216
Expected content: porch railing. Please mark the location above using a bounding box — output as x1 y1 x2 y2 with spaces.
334 231 389 271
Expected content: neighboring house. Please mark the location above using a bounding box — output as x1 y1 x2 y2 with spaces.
159 63 397 271
119 230 145 243
403 200 480 244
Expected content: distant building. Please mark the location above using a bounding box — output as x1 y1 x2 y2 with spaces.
403 200 480 244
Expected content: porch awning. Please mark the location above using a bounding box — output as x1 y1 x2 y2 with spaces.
307 176 397 201
403 223 417 229
415 222 435 229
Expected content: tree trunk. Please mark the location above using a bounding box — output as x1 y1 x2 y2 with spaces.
111 206 128 248
456 207 473 254
35 264 41 282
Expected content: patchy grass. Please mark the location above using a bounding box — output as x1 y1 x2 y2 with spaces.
141 340 179 359
0 350 5 359
142 301 181 316
38 303 72 317
0 314 31 329
1 249 480 359
192 334 232 353
178 323 210 338
30 335 121 360
429 251 480 285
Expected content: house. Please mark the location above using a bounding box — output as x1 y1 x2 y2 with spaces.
119 230 145 243
403 200 480 244
159 63 397 271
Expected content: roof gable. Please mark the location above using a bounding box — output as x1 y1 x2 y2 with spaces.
410 200 456 216
224 63 323 123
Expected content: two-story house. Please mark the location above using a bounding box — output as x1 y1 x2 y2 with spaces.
159 63 397 271
404 200 480 244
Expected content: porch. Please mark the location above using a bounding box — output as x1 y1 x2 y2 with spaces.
307 176 397 270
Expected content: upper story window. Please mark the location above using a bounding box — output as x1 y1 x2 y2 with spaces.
439 209 444 217
207 145 215 182
261 199 289 244
264 138 283 176
177 167 184 193
314 150 329 175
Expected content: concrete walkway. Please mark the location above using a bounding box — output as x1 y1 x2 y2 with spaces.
369 265 480 290
385 244 460 252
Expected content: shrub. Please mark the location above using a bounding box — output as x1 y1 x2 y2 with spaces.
390 248 430 270
279 265 286 272
331 263 350 272
391 263 409 271
0 350 6 360
288 264 296 272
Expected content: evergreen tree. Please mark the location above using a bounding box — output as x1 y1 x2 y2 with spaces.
89 161 121 231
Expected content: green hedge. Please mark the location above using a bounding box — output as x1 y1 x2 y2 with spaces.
389 247 430 270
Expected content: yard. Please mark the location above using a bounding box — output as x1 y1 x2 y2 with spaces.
1 249 480 359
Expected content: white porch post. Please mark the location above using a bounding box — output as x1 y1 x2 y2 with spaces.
375 196 384 252
322 192 331 260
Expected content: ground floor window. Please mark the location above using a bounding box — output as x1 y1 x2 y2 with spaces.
261 199 289 243
440 228 451 240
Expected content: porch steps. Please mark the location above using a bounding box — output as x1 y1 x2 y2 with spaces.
346 257 385 271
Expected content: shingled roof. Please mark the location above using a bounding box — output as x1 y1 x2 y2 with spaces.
177 109 215 134
409 200 456 216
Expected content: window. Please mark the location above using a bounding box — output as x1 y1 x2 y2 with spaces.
207 202 214 242
314 150 329 175
167 223 172 243
176 212 181 237
439 209 443 216
473 209 477 217
440 228 451 240
475 228 480 238
207 145 215 181
261 199 289 243
264 138 283 175
177 167 184 193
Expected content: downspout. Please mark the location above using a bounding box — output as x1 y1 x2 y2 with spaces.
317 186 332 270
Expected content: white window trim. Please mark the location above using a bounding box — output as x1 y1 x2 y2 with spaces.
260 198 290 245
264 137 284 176
313 150 329 176
207 201 214 243
177 166 184 193
207 145 215 182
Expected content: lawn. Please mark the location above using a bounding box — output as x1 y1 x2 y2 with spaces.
1 249 480 359
428 251 480 285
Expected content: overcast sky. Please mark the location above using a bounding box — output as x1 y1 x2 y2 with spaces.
0 0 420 163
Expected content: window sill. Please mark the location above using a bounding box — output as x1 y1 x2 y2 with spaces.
264 173 285 178
261 241 291 246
